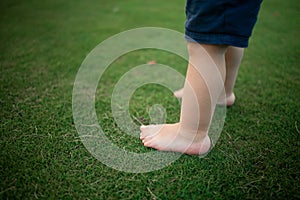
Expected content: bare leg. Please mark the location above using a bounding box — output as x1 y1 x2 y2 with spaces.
224 46 244 106
140 43 227 155
174 46 244 106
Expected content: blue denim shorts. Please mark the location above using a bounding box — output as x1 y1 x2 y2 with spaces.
185 0 263 47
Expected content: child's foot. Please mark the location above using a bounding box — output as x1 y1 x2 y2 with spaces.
173 88 236 106
140 123 211 155
173 88 184 99
225 93 235 106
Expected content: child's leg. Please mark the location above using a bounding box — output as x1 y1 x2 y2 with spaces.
224 46 244 106
140 43 227 155
174 46 244 106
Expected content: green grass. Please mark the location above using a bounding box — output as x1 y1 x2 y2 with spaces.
1 0 299 199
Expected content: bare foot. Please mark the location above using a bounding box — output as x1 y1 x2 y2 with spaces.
174 88 236 106
225 93 235 106
140 123 211 155
173 88 184 99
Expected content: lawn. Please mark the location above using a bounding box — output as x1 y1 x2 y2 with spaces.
1 0 299 199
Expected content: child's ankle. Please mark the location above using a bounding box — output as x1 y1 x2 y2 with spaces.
226 93 235 106
178 124 208 142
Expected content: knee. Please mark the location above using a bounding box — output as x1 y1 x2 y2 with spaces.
187 42 227 58
187 42 200 57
